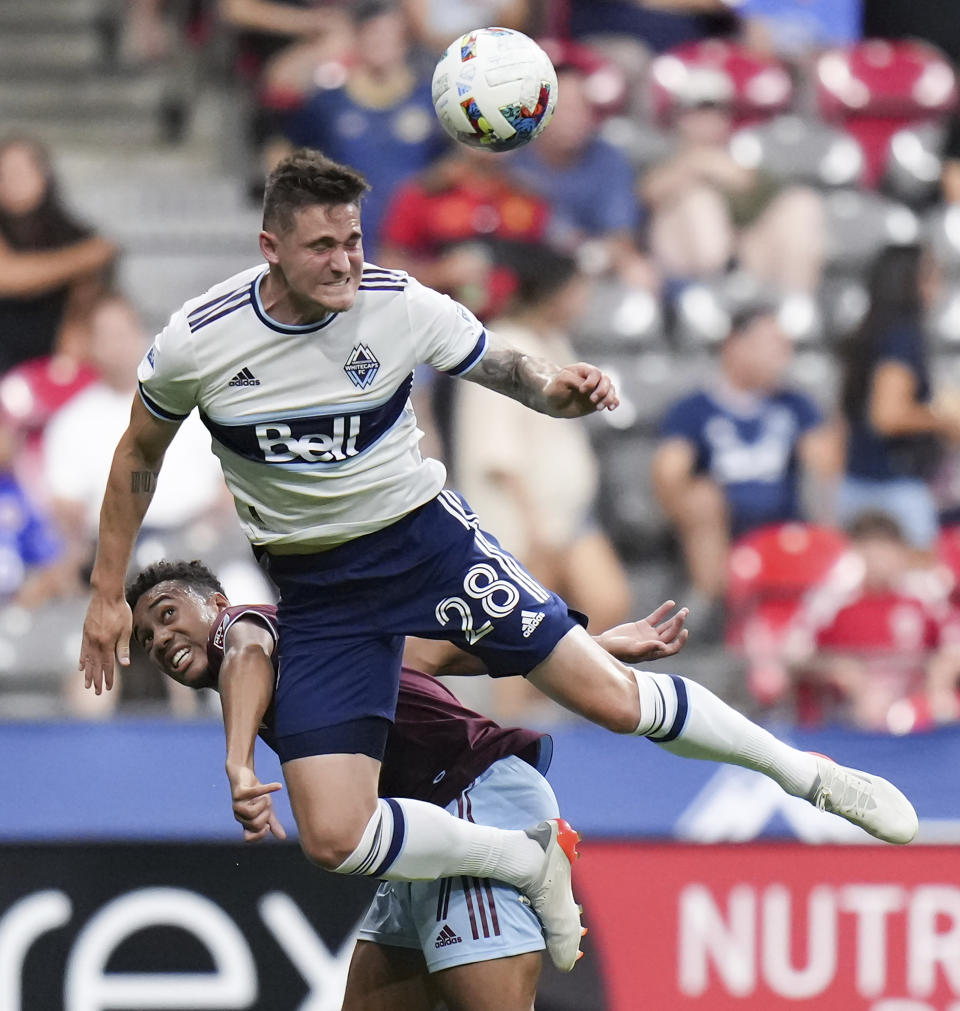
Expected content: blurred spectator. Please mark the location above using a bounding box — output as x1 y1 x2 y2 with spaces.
641 70 825 294
378 145 551 319
283 1 449 257
218 0 354 185
784 510 960 729
509 63 657 291
218 0 352 94
652 305 838 610
0 412 74 609
736 0 861 58
41 293 226 577
0 330 97 502
836 244 960 549
563 0 737 54
453 244 632 632
0 136 116 376
402 0 534 55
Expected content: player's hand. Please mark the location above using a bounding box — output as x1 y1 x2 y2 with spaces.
79 592 132 694
228 765 287 842
543 363 619 417
597 600 690 662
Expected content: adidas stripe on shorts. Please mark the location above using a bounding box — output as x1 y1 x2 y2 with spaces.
357 755 558 971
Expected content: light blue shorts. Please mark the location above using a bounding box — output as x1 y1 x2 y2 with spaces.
357 755 559 972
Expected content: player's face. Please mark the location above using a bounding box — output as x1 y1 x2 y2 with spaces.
262 203 364 316
131 582 224 689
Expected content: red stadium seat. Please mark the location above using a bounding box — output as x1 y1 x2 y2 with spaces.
649 39 793 129
815 39 957 187
538 37 630 117
934 525 960 605
725 523 850 704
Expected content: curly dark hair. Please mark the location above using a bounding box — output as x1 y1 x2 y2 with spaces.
125 560 225 610
262 149 370 234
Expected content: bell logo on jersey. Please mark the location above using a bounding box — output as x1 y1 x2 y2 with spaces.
256 415 361 463
343 343 380 390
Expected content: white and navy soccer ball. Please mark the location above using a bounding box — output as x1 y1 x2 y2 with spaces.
431 27 558 152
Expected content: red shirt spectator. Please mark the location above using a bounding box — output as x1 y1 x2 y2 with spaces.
378 151 551 320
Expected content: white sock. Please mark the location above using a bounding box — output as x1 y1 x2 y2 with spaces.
631 670 819 797
334 797 545 888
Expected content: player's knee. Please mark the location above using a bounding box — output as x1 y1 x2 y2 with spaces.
298 821 368 871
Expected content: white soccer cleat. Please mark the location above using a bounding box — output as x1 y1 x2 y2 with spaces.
807 754 919 844
522 817 585 971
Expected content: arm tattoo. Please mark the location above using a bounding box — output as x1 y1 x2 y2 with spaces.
465 348 560 413
130 470 159 495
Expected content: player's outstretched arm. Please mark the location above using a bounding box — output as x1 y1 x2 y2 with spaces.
463 333 619 418
80 397 181 694
220 618 287 842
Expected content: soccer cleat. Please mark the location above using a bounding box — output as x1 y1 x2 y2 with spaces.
522 818 584 971
806 755 919 844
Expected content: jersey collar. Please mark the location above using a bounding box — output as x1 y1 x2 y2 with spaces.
252 268 339 335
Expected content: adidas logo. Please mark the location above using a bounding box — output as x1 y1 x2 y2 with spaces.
521 610 545 638
435 924 462 948
228 367 260 387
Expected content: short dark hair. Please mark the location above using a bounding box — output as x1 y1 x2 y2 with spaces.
262 149 370 234
125 560 225 610
846 510 906 543
727 302 779 339
352 0 398 24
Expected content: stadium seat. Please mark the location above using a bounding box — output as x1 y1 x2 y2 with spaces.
593 430 674 560
538 37 630 117
926 205 960 279
673 275 824 349
883 122 946 207
587 349 714 432
927 292 960 350
573 278 666 352
786 350 841 413
816 39 958 188
649 39 794 129
729 115 864 189
599 115 672 173
824 188 919 271
935 525 960 605
725 523 850 703
819 274 869 340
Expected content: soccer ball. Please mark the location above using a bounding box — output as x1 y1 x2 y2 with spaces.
431 27 558 152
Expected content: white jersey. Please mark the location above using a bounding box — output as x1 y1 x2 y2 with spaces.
137 263 488 549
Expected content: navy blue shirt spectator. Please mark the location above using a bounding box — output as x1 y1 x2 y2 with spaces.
659 388 822 536
282 2 448 257
845 320 935 482
568 0 736 53
652 307 835 604
837 246 958 548
511 135 642 240
285 79 446 257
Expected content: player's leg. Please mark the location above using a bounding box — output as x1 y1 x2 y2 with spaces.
526 625 918 843
433 953 541 1011
402 756 560 1007
280 750 583 969
341 942 438 1011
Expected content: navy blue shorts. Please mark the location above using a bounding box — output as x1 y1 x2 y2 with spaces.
262 490 583 762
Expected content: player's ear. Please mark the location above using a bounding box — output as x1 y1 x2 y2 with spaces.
211 592 230 612
259 229 280 264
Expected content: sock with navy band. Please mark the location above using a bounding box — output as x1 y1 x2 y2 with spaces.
630 669 818 798
334 796 545 887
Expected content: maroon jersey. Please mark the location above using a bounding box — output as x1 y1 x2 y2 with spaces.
207 604 549 808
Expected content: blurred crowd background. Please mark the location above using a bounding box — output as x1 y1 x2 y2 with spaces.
5 0 960 736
